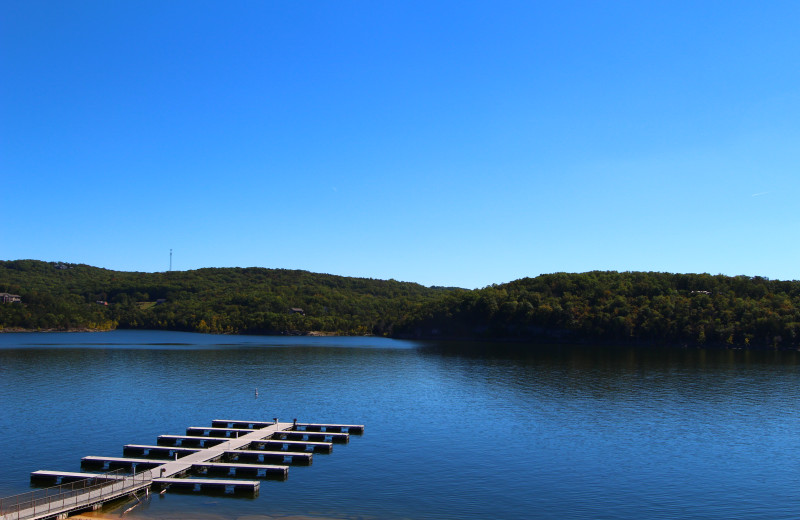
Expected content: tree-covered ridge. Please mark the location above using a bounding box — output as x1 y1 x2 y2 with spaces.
0 260 450 335
395 271 800 348
2 261 799 349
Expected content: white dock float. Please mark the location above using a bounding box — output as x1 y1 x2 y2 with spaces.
272 430 350 444
294 423 365 434
193 462 288 480
212 420 277 429
123 444 201 458
81 456 165 471
186 426 255 438
153 477 259 495
249 439 333 453
213 420 364 434
223 449 312 465
157 435 228 447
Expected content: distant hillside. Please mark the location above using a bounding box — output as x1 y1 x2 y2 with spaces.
394 271 800 349
3 261 799 349
0 259 451 335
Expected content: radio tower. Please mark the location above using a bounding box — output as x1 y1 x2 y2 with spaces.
169 249 173 272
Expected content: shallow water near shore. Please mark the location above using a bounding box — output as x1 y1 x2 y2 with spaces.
2 330 800 519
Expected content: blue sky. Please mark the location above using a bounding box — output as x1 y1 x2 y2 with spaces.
2 1 799 288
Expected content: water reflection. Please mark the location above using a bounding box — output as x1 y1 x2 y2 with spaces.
2 332 800 520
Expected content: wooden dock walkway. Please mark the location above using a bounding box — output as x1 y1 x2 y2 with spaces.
0 419 363 520
139 421 296 483
0 471 152 520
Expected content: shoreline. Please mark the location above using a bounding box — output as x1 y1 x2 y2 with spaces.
0 327 344 337
2 327 798 351
0 327 113 333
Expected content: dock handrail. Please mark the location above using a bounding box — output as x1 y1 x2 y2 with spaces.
0 469 152 520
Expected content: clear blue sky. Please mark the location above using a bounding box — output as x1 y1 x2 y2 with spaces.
2 1 799 288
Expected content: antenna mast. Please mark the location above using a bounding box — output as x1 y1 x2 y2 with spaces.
169 249 173 272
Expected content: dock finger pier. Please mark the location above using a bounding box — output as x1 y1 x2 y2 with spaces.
0 419 364 520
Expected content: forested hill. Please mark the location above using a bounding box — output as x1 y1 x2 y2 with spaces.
2 261 799 349
0 260 451 335
395 271 800 349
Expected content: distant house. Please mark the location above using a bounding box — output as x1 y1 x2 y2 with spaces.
289 308 305 316
96 300 108 306
0 293 21 303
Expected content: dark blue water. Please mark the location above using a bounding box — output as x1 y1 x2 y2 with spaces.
1 330 800 520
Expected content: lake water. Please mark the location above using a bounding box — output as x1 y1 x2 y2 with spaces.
1 331 800 520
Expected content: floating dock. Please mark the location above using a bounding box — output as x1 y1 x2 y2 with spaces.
0 419 363 520
29 472 126 486
122 445 201 458
294 422 365 434
272 430 350 444
212 420 364 434
222 449 313 465
28 472 260 496
192 462 288 480
121 445 312 465
156 435 227 448
152 477 260 495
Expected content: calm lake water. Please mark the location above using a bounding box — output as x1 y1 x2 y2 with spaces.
1 330 800 520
